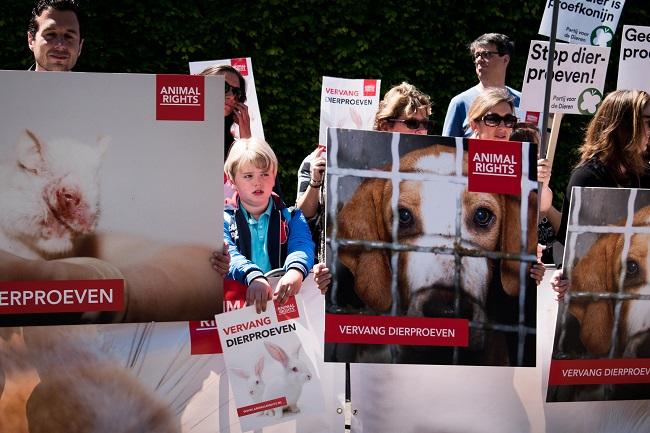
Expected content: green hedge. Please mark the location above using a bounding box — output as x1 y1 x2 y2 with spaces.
2 0 649 204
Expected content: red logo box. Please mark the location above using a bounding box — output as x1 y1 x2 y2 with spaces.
363 79 377 97
274 296 300 322
468 138 521 196
156 74 204 121
189 320 222 355
231 58 249 76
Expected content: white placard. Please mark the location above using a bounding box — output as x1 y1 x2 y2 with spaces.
190 57 265 140
520 41 610 114
319 76 380 146
538 0 625 46
617 25 650 93
216 282 327 432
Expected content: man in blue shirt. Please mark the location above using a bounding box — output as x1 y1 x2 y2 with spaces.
442 33 521 138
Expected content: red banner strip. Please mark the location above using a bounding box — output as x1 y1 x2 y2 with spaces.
549 358 650 385
0 279 123 314
325 313 468 347
237 397 287 417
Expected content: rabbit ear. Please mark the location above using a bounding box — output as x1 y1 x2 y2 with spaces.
230 368 249 379
264 342 289 368
254 357 264 376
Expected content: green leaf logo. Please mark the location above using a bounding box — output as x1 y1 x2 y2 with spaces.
578 88 603 115
590 26 613 47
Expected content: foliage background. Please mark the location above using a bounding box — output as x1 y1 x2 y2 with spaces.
2 0 649 203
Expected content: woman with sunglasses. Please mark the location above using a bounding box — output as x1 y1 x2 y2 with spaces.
198 64 252 150
373 82 432 134
467 87 518 140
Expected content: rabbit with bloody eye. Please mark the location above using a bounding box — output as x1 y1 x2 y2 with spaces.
262 342 312 418
230 357 265 404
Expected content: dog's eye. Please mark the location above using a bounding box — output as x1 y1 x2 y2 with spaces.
473 207 495 228
398 208 413 226
292 367 299 372
626 260 639 276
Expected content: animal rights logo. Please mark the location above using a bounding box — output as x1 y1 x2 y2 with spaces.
578 88 603 115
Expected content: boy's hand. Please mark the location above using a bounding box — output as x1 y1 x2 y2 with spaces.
210 241 230 276
247 277 273 313
313 262 332 295
274 269 303 305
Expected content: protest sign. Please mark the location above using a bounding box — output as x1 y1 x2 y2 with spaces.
325 129 538 366
617 25 650 93
216 280 328 432
520 41 610 115
319 77 380 146
0 321 223 432
539 0 625 46
547 187 650 402
189 57 265 140
0 70 223 325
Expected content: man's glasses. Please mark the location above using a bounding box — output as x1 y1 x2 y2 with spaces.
225 81 243 100
473 51 502 61
389 118 432 130
481 113 518 128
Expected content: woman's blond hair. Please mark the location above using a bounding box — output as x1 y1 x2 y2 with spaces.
374 82 432 131
224 137 277 181
578 89 650 182
467 87 514 131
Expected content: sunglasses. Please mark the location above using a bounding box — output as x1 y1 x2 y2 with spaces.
389 118 432 130
225 81 243 100
473 50 502 61
481 113 518 128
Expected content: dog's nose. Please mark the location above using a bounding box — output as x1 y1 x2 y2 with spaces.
410 285 474 319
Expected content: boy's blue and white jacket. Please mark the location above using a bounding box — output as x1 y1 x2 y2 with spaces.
224 193 315 285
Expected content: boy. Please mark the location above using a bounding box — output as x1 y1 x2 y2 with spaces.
223 138 315 313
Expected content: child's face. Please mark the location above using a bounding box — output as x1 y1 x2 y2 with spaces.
231 162 275 217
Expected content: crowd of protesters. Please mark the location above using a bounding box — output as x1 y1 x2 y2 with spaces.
13 0 650 316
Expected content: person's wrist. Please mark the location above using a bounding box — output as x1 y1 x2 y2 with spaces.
309 178 323 188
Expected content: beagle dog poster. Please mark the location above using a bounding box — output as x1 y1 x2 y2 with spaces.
324 129 538 366
548 187 650 402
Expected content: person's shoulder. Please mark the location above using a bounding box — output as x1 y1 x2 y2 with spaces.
506 86 522 102
450 85 480 103
568 159 607 187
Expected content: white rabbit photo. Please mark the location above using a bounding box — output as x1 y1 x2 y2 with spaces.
230 357 266 405
215 291 326 431
261 342 312 419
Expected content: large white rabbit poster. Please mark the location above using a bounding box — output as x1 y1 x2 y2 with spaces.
189 57 265 140
216 291 327 431
319 76 381 146
0 70 223 325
